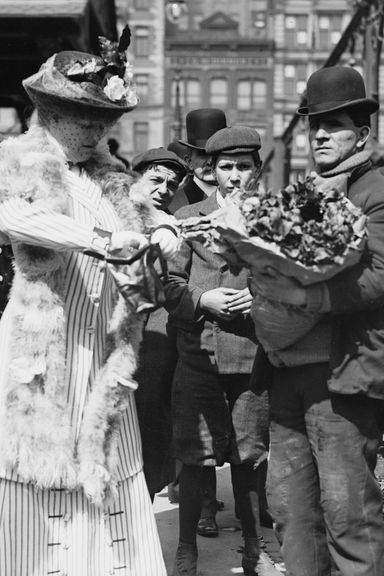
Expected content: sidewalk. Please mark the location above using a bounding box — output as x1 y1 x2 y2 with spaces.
154 464 285 576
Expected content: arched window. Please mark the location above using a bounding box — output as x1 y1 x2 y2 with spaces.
237 79 267 110
209 78 228 107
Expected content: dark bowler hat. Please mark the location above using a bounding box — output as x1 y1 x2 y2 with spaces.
205 125 261 155
297 66 379 116
132 147 188 176
167 139 189 159
179 108 227 150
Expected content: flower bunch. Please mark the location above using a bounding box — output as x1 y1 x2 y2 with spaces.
66 25 138 106
239 176 366 267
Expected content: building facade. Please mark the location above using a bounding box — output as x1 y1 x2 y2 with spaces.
113 0 166 163
269 0 383 186
164 0 275 161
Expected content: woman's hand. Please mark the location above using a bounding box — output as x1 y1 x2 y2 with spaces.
109 231 148 256
251 267 307 308
150 227 179 259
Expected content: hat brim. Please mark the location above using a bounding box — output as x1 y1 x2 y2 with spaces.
211 146 260 155
178 139 206 151
134 158 187 175
24 82 136 114
296 97 379 116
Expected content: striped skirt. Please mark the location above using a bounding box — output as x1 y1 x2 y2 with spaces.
0 471 166 576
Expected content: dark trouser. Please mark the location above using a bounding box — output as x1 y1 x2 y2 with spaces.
267 362 384 576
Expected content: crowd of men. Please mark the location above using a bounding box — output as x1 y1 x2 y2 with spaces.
0 50 383 576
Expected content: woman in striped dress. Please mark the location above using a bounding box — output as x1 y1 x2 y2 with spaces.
0 39 178 576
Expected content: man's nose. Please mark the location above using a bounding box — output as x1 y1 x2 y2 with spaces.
315 125 328 139
158 181 169 195
229 167 240 180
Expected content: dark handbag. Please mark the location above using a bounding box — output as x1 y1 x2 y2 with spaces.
84 243 168 313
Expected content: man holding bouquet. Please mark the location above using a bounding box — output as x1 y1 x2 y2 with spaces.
252 66 384 576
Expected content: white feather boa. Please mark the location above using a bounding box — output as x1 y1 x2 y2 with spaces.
0 126 165 503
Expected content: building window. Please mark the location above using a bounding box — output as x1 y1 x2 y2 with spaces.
294 133 307 152
135 74 150 100
318 14 342 50
185 79 201 107
284 64 307 98
209 78 228 107
251 0 267 31
171 78 201 108
134 0 150 8
134 26 150 57
237 79 267 110
285 15 308 48
134 121 149 153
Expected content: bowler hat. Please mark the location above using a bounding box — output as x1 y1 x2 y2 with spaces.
296 66 379 116
205 125 261 155
167 139 189 160
132 147 187 177
179 108 227 150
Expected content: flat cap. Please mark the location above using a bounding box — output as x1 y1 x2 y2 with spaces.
132 147 188 175
205 125 261 155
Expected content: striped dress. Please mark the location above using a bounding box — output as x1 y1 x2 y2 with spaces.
0 167 166 576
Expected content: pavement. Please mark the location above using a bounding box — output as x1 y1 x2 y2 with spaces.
154 464 285 576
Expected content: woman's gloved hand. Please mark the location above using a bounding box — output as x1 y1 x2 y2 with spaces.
150 227 179 260
109 231 148 257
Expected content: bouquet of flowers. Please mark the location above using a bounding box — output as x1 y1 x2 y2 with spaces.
178 176 367 351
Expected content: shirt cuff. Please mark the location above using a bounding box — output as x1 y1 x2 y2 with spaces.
89 227 112 256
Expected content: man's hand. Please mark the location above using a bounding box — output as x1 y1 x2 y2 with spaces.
151 228 179 260
251 267 307 307
227 287 253 315
199 287 244 320
109 231 148 256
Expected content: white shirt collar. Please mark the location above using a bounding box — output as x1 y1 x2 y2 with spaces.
192 175 216 197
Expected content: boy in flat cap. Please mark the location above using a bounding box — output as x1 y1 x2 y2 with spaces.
164 126 281 576
252 66 384 575
130 148 187 500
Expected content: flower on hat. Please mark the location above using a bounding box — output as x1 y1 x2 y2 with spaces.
104 76 129 102
65 25 138 106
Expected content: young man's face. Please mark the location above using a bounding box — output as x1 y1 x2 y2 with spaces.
308 110 369 173
214 152 259 197
189 148 216 184
142 164 181 210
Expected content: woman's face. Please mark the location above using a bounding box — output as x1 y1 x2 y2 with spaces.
39 105 119 163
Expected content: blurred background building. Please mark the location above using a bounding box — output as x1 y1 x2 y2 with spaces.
0 0 383 188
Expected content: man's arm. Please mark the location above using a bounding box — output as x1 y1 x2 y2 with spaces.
163 238 205 323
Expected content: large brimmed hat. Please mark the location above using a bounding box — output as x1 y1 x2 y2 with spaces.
132 147 188 177
179 108 227 150
296 66 379 116
205 125 261 155
23 26 138 114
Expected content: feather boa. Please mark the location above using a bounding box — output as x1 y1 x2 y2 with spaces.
0 126 164 503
